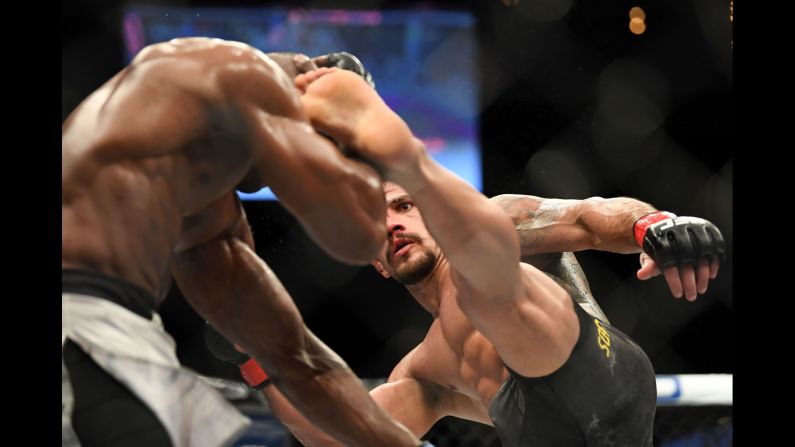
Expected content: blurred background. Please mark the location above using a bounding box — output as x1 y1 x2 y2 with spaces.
63 0 732 445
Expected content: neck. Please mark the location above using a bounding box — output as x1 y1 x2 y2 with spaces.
405 256 451 317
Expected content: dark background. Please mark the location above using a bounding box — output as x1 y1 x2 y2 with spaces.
63 0 732 387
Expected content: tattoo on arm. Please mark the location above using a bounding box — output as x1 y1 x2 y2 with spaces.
517 221 551 249
514 206 562 250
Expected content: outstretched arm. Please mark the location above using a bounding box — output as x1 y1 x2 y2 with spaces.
172 200 421 447
489 194 655 255
490 194 726 301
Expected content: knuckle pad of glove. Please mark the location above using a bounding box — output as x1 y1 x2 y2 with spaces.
690 224 716 261
704 223 727 262
678 227 698 264
644 235 675 267
645 223 679 267
664 225 695 265
646 216 728 267
204 323 249 365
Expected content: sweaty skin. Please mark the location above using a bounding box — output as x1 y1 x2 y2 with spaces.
62 37 421 447
63 38 388 301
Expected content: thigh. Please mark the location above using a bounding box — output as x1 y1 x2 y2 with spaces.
460 263 578 378
549 312 657 446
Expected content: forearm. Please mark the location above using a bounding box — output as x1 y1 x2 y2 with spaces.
262 384 345 447
372 379 446 438
585 197 657 251
388 145 521 296
263 332 420 447
173 238 305 356
493 194 657 255
554 196 656 254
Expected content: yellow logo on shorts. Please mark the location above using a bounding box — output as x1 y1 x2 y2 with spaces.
594 319 611 358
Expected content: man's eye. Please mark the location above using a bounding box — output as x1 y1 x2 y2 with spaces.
399 203 413 212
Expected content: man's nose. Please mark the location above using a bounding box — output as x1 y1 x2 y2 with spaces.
386 215 406 237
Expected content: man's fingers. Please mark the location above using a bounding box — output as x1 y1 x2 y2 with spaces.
663 266 683 299
637 255 659 280
679 264 697 301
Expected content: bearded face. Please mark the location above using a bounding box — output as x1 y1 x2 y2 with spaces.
384 232 438 285
372 183 440 285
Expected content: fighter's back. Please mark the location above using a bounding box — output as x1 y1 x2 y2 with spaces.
62 37 300 301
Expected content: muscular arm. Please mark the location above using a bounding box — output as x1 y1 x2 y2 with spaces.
374 354 492 436
172 202 419 447
261 347 488 444
260 384 345 447
490 194 656 256
106 39 386 265
260 378 442 446
491 193 722 301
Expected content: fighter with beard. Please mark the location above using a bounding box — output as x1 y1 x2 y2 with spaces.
213 67 726 447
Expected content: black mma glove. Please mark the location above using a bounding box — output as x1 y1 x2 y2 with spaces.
633 211 726 267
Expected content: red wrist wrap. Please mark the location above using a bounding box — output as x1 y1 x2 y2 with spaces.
633 211 676 247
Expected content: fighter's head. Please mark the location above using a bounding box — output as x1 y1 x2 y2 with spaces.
371 182 441 285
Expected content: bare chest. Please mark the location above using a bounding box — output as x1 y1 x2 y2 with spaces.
412 295 509 405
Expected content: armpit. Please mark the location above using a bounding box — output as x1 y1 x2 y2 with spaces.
416 378 451 411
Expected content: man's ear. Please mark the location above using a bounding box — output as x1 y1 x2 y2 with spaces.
371 259 391 279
